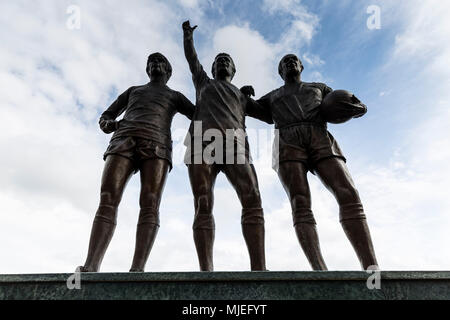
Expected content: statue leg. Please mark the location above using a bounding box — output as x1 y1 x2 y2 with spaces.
188 164 219 271
223 163 266 271
315 157 378 270
130 158 169 272
278 161 327 270
82 155 134 272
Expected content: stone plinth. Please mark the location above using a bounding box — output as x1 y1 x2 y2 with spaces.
1 271 449 300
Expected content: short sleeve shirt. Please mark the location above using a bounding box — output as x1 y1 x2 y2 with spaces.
258 82 333 128
101 83 194 148
187 60 248 138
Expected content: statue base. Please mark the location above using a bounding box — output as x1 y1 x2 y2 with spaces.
1 271 449 300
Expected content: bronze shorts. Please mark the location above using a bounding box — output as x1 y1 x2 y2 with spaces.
184 138 251 165
273 123 346 172
104 136 172 173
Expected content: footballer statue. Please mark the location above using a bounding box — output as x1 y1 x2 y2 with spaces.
78 53 194 272
243 54 378 271
182 20 267 272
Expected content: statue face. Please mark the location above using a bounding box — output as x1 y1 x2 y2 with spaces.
281 54 303 79
213 54 235 79
147 55 168 78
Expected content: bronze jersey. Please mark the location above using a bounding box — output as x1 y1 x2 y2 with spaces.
101 83 194 148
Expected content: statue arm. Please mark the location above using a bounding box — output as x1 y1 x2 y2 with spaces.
176 92 195 120
99 87 132 133
246 97 273 124
182 20 208 88
241 86 274 124
101 87 131 120
323 84 333 98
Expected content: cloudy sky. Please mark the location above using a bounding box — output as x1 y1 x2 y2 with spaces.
1 0 449 274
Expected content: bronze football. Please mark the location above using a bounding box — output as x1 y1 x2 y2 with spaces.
320 89 367 124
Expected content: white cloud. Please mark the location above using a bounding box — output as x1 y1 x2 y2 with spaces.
355 105 450 269
262 0 319 49
393 2 450 59
387 1 450 87
345 0 450 270
302 53 325 67
208 24 280 94
179 0 200 9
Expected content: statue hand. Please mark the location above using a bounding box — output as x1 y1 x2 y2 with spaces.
182 20 197 36
240 85 255 98
99 118 119 134
354 102 367 118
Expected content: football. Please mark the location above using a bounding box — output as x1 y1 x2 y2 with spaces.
320 89 367 124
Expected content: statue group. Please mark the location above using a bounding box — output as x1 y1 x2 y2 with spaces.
78 21 378 273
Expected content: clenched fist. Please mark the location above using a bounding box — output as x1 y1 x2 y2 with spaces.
240 85 255 98
99 118 119 134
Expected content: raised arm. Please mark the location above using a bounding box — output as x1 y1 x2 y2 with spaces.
182 20 200 73
182 20 208 90
99 87 132 133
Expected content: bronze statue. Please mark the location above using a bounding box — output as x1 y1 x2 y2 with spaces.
79 53 195 272
182 20 267 271
243 54 378 270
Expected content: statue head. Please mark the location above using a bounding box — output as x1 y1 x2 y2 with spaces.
211 53 236 81
278 54 304 81
146 52 172 83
